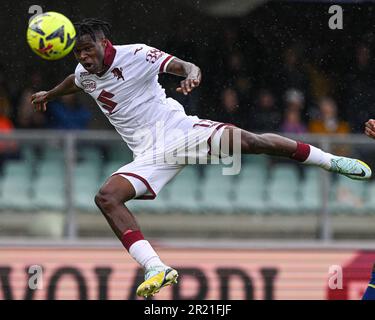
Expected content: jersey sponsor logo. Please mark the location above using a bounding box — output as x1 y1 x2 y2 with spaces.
111 67 124 81
79 71 90 78
81 79 97 93
97 90 117 114
146 48 165 64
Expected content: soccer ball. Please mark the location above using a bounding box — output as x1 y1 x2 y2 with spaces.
27 11 76 60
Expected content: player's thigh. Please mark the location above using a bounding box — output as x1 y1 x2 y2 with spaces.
112 158 185 199
97 175 136 204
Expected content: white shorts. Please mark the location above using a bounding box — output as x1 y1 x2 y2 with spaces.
111 119 234 199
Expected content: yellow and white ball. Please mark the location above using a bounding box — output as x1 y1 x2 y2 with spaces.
27 11 76 60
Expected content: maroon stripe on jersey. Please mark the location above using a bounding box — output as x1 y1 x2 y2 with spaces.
193 123 211 128
137 194 156 200
103 40 116 67
159 55 174 73
112 172 157 200
97 40 117 77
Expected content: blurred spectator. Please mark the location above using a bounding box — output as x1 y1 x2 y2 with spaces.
17 88 47 129
235 76 253 100
226 51 247 76
229 51 254 101
0 65 17 124
47 94 92 130
280 107 307 134
283 88 311 122
284 88 305 111
25 69 43 91
0 97 15 137
223 27 240 50
0 93 18 169
305 63 333 100
309 97 350 134
345 43 375 132
275 46 310 100
0 85 11 120
251 89 281 132
309 97 351 156
219 88 245 127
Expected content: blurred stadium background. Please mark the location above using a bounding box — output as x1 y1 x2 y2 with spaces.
0 0 375 299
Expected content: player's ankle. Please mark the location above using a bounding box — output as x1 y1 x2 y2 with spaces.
144 257 167 270
322 153 335 170
291 142 332 169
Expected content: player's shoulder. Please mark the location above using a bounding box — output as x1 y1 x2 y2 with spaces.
114 43 150 57
75 63 84 72
74 63 90 78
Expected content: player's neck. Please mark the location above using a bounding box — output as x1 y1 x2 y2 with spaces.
96 64 108 76
97 40 116 77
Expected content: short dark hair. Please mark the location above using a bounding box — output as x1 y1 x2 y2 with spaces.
74 18 111 42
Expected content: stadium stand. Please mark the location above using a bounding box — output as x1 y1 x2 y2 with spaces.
267 164 300 214
32 160 65 211
0 160 33 210
0 145 374 217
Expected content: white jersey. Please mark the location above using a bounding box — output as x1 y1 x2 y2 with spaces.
74 42 197 156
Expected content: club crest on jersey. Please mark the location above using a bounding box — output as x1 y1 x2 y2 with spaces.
111 67 124 81
81 79 97 93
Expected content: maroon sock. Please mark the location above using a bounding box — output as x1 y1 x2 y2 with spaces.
290 141 311 162
121 230 144 251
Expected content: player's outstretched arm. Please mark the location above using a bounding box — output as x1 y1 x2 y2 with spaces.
31 74 82 112
365 119 375 139
166 58 201 95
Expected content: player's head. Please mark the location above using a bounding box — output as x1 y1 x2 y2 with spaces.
73 18 111 74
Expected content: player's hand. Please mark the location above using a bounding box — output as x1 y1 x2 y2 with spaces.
176 70 201 95
365 119 375 139
31 91 49 112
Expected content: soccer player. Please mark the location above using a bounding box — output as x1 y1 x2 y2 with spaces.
362 263 375 300
365 119 375 140
31 19 372 298
362 119 375 300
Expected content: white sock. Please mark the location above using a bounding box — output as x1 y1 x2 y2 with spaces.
128 240 166 270
303 145 333 170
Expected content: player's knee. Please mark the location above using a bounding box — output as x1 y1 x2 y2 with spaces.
95 188 119 212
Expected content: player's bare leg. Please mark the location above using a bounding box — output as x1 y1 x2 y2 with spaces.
221 127 371 180
95 176 178 298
